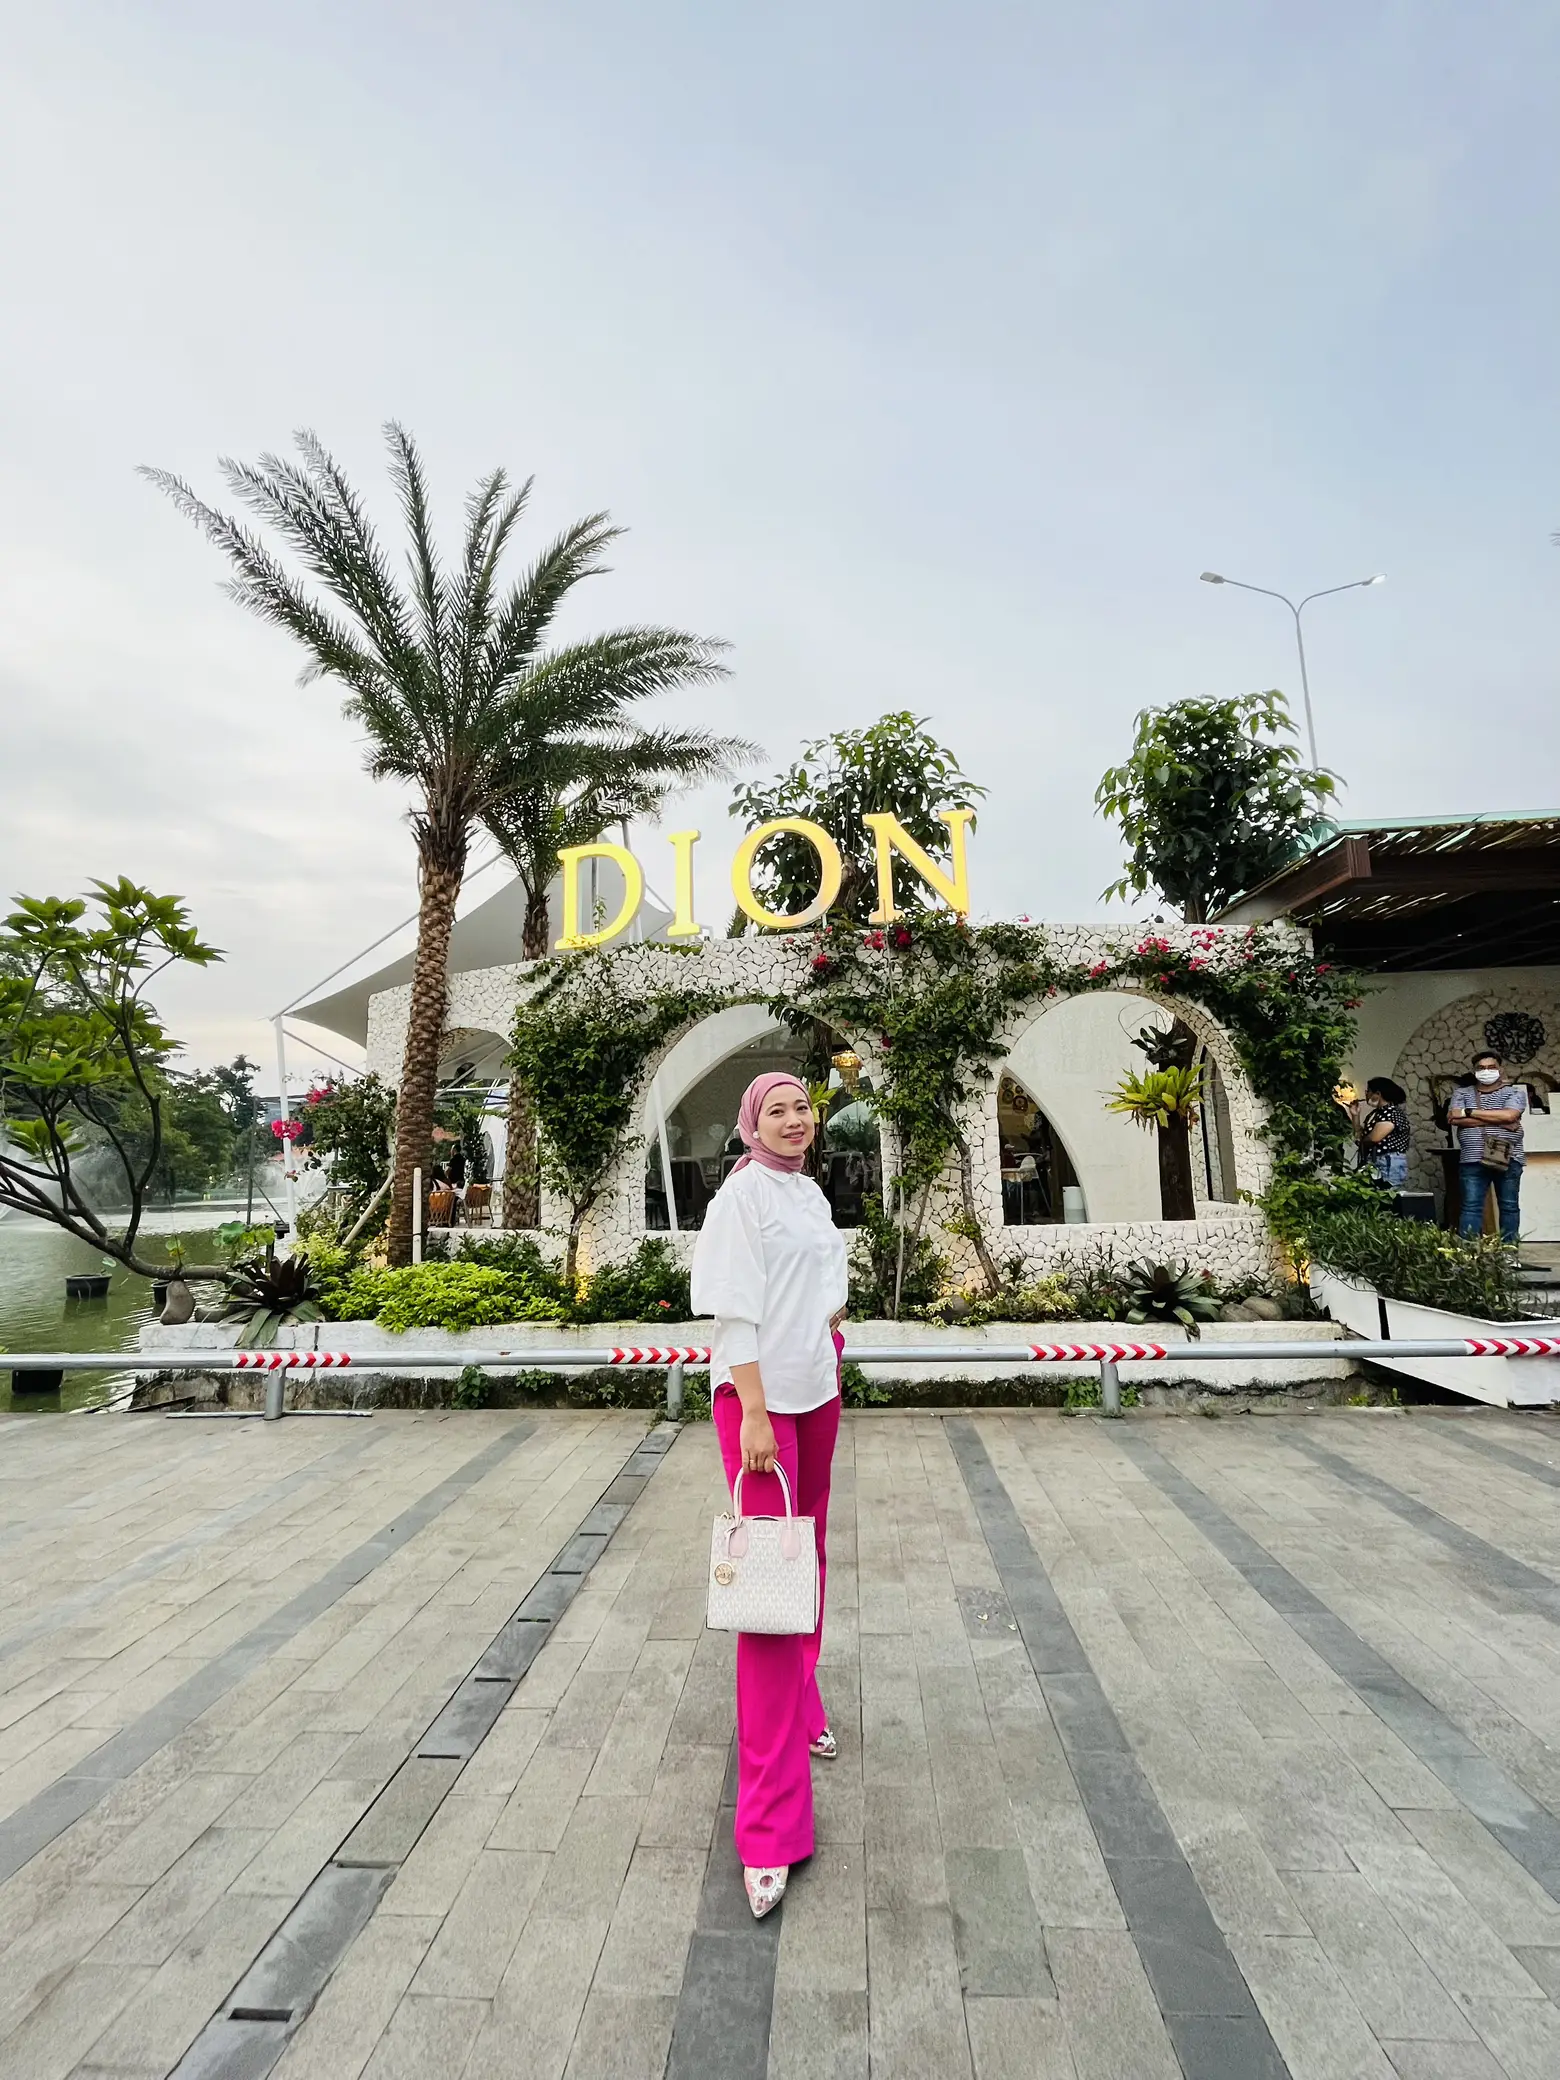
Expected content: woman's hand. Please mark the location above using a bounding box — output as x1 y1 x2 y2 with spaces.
829 1307 847 1333
739 1404 778 1475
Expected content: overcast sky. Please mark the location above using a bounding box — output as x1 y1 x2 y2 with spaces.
2 1 1557 1086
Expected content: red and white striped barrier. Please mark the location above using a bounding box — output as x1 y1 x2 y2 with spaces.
1029 1340 1170 1363
233 1350 356 1370
608 1346 713 1366
1460 1336 1560 1358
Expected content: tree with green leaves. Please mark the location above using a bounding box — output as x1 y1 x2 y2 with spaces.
728 711 986 928
0 881 231 1276
145 425 730 1263
1095 689 1336 923
479 702 754 1226
300 1073 398 1220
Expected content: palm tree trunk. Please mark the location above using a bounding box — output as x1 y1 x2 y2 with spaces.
386 835 465 1266
502 1079 539 1228
1158 1117 1197 1221
501 885 551 1230
1156 1018 1198 1221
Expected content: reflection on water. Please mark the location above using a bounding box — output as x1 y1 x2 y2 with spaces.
0 1214 224 1414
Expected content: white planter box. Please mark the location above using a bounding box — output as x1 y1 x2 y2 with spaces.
1380 1297 1560 1408
844 1316 1356 1389
1309 1265 1559 1406
141 1314 1358 1391
1307 1266 1382 1341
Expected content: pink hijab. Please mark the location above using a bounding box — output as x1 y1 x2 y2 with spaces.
729 1072 811 1176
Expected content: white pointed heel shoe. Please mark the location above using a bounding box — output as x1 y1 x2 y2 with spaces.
809 1727 838 1761
743 1865 788 1918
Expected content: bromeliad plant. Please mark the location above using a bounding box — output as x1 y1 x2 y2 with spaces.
1119 1259 1223 1335
218 1252 325 1346
1107 1063 1206 1130
1107 1060 1207 1223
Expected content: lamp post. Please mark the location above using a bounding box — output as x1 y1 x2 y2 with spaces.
1199 572 1384 769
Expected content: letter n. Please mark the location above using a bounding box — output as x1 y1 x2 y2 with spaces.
863 809 973 924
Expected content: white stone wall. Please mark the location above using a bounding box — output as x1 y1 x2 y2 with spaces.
365 924 1289 1284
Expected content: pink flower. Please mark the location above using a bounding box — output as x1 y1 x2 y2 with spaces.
1316 962 1332 974
1188 957 1206 971
270 1118 304 1142
1089 961 1109 978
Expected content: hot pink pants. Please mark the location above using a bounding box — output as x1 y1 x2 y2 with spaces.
712 1382 840 1867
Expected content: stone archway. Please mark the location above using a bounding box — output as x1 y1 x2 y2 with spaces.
363 926 1288 1288
993 984 1270 1219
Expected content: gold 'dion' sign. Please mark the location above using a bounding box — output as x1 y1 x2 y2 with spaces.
554 809 974 949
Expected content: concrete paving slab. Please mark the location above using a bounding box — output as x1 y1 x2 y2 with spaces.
13 1411 1560 2077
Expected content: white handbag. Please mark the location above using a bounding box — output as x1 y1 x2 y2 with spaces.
706 1464 819 1636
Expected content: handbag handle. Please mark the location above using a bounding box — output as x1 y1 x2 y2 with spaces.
730 1462 794 1523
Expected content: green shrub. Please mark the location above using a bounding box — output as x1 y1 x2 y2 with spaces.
923 1273 1078 1327
439 1231 568 1294
1063 1373 1141 1411
1260 1166 1388 1247
840 1360 892 1407
572 1240 691 1323
317 1262 565 1332
848 1195 946 1317
453 1364 492 1407
1306 1211 1527 1322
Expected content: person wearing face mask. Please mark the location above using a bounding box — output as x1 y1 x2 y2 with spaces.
1447 1051 1527 1240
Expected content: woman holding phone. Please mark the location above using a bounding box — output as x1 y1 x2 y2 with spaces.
691 1072 848 1919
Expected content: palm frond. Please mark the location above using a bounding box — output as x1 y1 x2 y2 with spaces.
481 514 624 693
452 469 532 716
290 430 423 670
216 448 423 688
507 629 731 739
138 469 389 693
382 422 451 707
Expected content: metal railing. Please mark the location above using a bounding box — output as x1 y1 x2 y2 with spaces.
9 1335 1560 1421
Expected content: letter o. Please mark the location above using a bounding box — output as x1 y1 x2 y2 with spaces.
730 818 843 930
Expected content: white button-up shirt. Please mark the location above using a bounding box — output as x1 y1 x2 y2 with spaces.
691 1163 850 1414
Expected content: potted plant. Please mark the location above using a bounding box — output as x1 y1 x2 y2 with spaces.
1306 1211 1554 1406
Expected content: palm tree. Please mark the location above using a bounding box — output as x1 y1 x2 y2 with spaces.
144 425 730 1264
482 725 755 1226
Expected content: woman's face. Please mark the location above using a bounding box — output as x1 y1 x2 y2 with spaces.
756 1085 816 1158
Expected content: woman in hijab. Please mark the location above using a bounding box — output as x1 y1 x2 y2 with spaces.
691 1071 849 1919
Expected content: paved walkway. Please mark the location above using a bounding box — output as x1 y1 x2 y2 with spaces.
5 1404 1560 2076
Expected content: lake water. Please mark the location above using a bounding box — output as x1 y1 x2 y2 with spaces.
0 1213 226 1414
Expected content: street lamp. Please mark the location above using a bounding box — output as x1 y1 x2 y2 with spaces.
1199 571 1384 769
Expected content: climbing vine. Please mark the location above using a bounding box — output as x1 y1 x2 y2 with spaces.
508 950 720 1280
506 919 1365 1287
787 913 1364 1251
